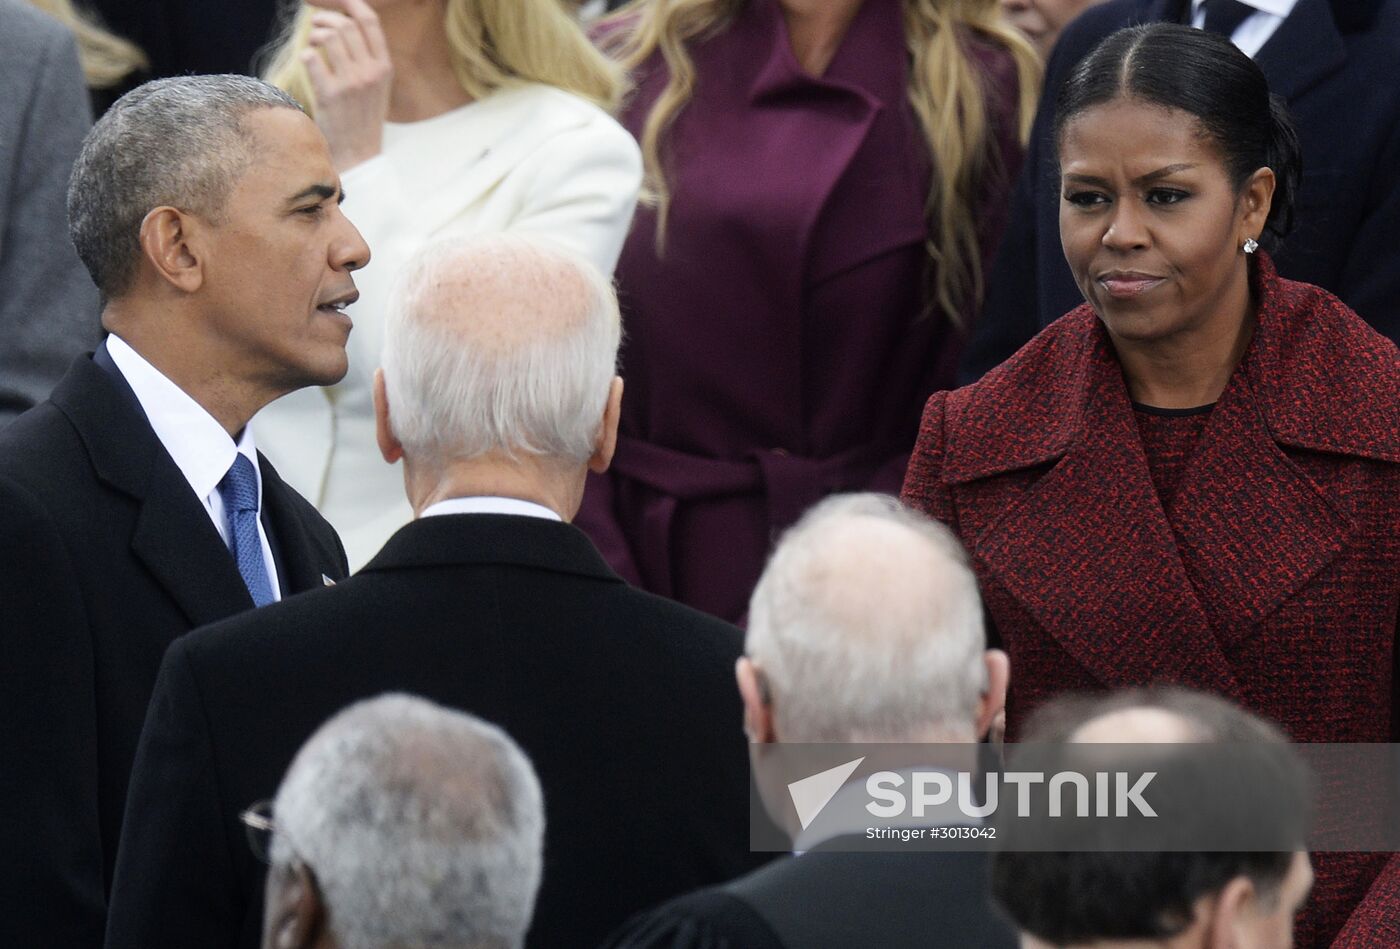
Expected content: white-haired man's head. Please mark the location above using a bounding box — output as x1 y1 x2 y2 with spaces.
739 493 1008 744
260 694 544 949
373 234 624 517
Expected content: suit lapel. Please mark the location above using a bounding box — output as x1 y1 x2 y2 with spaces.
1254 0 1346 101
970 332 1246 700
259 457 336 594
52 356 255 627
129 477 254 624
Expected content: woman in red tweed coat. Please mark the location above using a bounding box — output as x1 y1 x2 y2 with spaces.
902 25 1400 948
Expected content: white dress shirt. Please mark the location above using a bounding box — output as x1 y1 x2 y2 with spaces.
1190 0 1298 58
106 334 282 600
419 496 563 521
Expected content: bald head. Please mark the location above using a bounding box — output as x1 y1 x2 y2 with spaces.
381 235 621 467
746 494 990 742
1072 707 1202 744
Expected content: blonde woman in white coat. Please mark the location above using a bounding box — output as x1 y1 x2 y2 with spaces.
255 0 641 567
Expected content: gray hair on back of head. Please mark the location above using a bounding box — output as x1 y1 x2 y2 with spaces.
66 74 302 301
746 493 988 742
381 234 621 466
272 693 545 949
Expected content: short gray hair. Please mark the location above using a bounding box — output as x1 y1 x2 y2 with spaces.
67 74 302 299
272 694 545 949
382 234 621 466
746 493 987 742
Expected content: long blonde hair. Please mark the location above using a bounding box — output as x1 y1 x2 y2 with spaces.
603 0 1039 322
263 0 626 114
26 0 148 89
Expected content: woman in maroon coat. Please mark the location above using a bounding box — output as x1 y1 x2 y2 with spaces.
902 25 1400 948
580 0 1039 621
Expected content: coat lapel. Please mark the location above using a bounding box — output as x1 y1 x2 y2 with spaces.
258 457 341 593
1254 0 1346 101
129 476 254 625
965 328 1247 700
1166 367 1353 647
52 356 255 627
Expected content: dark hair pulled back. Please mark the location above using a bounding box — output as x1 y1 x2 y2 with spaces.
1053 23 1302 252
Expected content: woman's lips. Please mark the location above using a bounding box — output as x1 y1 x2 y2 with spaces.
1099 274 1165 299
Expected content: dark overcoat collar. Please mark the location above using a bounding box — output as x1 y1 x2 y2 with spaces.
361 513 626 584
944 255 1400 696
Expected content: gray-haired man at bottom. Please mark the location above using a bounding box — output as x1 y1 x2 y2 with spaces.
604 493 1018 949
252 693 543 949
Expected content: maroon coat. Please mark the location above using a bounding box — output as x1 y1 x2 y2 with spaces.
577 0 1024 621
902 256 1400 947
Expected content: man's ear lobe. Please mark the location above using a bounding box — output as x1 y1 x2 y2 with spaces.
139 206 205 293
588 376 624 475
1204 876 1256 948
373 369 404 464
974 649 1010 740
270 862 326 949
736 657 777 744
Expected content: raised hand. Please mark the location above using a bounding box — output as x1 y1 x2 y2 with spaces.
302 0 394 171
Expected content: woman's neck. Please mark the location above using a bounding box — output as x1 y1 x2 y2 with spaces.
1113 309 1257 409
378 0 473 122
777 0 865 77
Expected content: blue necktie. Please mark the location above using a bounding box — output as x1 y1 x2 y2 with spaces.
218 455 275 607
1202 0 1254 37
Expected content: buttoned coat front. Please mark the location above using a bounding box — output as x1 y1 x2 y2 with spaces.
902 259 1400 947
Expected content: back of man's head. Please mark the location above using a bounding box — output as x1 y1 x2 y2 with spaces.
380 234 621 470
743 493 998 743
264 693 544 949
992 687 1313 949
67 74 302 302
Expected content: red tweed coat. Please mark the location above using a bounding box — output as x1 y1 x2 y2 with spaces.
902 257 1400 947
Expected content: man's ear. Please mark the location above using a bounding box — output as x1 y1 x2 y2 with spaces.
974 649 1010 740
1204 876 1257 948
588 376 624 475
373 369 404 465
265 862 326 949
736 657 776 744
138 206 205 293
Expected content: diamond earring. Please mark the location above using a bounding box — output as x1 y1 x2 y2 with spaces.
1243 238 1259 254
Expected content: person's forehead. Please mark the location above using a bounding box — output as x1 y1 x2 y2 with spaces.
231 108 334 196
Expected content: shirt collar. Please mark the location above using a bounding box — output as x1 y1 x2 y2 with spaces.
1192 0 1297 17
105 333 259 504
419 496 563 521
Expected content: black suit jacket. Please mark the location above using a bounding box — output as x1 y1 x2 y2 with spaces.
602 843 1017 949
961 0 1400 381
0 353 347 948
104 514 760 949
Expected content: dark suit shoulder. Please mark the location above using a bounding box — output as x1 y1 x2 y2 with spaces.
720 850 1018 949
0 400 87 485
0 401 113 537
602 888 784 949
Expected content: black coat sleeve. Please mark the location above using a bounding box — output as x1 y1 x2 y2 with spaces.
0 475 105 946
104 639 243 949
